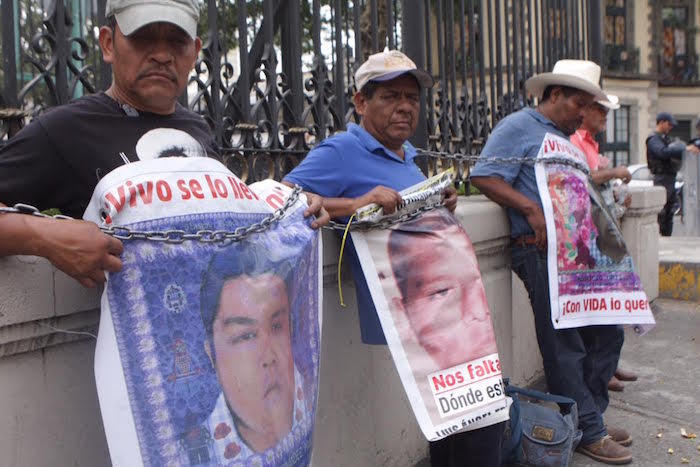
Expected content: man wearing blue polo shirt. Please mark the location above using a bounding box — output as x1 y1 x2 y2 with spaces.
471 60 632 465
283 50 504 467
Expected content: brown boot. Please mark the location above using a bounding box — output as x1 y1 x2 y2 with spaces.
577 435 632 465
608 375 625 392
615 368 638 382
606 426 633 446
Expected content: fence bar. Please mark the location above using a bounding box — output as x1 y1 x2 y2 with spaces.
333 0 345 124
477 0 486 107
386 0 394 50
54 0 69 105
588 0 603 66
370 0 379 52
468 0 478 132
527 0 533 78
263 0 277 149
237 0 250 118
423 0 436 147
519 0 526 106
534 0 547 73
281 0 303 119
207 0 222 145
1 0 19 106
495 0 504 119
353 0 363 67
402 0 428 149
486 0 496 127
446 0 458 141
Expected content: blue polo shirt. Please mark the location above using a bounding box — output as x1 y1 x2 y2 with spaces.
284 123 426 344
470 108 567 237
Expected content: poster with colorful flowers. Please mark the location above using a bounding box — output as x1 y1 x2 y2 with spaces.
535 133 655 330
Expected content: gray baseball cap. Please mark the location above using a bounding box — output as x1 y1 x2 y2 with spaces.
106 0 200 39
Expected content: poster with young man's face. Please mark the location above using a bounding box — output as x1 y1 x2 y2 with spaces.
85 158 321 467
352 207 509 441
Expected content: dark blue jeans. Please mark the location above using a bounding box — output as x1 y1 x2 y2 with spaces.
510 244 624 445
429 421 504 467
654 174 677 236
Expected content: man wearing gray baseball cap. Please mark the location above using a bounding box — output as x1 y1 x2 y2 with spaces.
0 0 213 291
0 1 327 290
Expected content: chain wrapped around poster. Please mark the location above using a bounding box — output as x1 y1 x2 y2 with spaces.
84 157 321 467
535 132 656 330
351 171 510 441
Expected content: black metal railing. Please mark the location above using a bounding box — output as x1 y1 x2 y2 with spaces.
1 0 594 183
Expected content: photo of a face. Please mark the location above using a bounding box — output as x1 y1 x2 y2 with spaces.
385 209 498 372
197 238 315 463
210 273 295 453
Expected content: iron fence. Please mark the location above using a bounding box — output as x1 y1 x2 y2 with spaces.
1 0 595 183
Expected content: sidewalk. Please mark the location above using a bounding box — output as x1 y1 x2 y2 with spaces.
572 298 700 466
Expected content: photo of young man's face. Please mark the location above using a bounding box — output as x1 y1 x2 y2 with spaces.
211 273 295 452
388 210 498 371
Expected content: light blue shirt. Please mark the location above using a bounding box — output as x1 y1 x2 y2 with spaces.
470 108 567 237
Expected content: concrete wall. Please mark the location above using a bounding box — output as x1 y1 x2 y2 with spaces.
601 77 656 166
0 192 663 467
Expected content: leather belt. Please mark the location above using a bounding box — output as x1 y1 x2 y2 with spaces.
511 235 538 247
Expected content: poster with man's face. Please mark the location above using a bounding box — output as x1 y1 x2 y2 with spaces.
352 207 509 441
85 158 321 467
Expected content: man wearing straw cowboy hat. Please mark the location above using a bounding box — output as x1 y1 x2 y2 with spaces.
471 60 633 465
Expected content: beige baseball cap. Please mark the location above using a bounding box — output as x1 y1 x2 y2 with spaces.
355 50 434 91
106 0 200 39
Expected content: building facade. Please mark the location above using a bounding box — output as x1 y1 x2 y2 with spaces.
601 0 700 166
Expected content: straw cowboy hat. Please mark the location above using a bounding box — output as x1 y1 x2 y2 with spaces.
525 59 609 103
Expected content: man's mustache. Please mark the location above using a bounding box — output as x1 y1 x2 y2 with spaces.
136 68 177 82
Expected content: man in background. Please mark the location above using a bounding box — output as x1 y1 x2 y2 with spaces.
570 93 638 393
646 112 699 236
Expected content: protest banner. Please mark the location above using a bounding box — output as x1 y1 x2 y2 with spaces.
84 157 321 467
535 132 656 330
351 173 510 442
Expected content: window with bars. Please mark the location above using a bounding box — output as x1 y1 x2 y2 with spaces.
603 0 638 73
603 105 630 166
658 0 698 83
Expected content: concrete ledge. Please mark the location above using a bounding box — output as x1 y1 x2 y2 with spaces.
0 187 665 467
620 186 666 301
659 237 700 302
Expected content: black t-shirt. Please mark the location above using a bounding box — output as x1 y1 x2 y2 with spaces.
0 92 218 218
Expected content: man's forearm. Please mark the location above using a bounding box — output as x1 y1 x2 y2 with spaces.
0 208 45 257
591 168 618 186
470 176 539 215
321 197 361 219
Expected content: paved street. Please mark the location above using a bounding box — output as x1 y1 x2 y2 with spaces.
572 299 700 466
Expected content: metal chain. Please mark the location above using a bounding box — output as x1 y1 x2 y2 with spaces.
415 148 591 175
324 150 589 232
0 186 303 244
325 201 446 231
